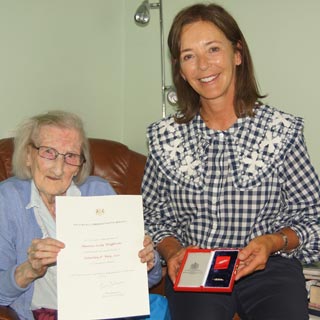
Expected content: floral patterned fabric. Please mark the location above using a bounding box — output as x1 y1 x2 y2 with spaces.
142 105 320 264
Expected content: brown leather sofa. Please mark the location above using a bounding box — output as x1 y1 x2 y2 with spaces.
0 137 165 320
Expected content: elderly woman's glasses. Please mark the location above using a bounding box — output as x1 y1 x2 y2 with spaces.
31 144 85 166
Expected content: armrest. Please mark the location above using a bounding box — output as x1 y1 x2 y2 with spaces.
0 306 20 320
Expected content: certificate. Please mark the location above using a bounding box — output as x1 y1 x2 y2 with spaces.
56 195 149 320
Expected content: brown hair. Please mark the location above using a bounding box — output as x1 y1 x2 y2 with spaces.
12 110 92 185
168 3 266 123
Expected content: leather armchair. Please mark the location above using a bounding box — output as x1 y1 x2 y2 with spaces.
0 306 20 320
0 137 165 319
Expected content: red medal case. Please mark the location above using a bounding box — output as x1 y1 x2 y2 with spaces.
174 248 240 292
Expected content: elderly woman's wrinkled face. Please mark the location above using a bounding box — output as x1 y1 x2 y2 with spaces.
26 125 81 204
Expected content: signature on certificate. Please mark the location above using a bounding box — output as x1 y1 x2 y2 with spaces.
99 275 125 298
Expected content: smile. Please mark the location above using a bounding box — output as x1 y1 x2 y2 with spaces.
199 74 218 83
47 176 61 181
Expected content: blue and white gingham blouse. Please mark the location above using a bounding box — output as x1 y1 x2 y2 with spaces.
142 105 320 264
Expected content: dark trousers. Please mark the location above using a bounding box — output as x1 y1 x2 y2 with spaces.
165 256 309 320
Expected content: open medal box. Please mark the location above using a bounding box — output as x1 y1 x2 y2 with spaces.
174 248 240 292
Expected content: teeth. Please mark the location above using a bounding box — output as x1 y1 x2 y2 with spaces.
200 75 216 83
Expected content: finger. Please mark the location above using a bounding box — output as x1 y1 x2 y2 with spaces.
143 235 152 246
145 241 154 252
236 261 264 280
140 249 155 263
30 249 60 261
29 256 56 270
32 237 65 248
28 250 59 270
29 240 65 257
168 261 180 283
146 257 155 271
29 259 47 274
28 242 64 265
168 264 177 283
138 244 153 259
238 248 252 261
236 254 266 280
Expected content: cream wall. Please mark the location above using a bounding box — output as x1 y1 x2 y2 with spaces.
0 0 125 141
0 1 319 174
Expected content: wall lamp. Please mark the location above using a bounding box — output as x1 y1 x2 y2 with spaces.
134 0 177 118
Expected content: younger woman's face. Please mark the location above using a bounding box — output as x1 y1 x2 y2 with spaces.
179 20 241 106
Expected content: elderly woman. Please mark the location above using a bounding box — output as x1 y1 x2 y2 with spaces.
0 111 163 320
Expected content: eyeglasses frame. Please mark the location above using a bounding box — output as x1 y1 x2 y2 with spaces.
31 143 85 167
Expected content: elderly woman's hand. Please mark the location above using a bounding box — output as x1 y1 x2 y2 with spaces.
27 238 65 274
14 238 65 288
138 235 155 271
